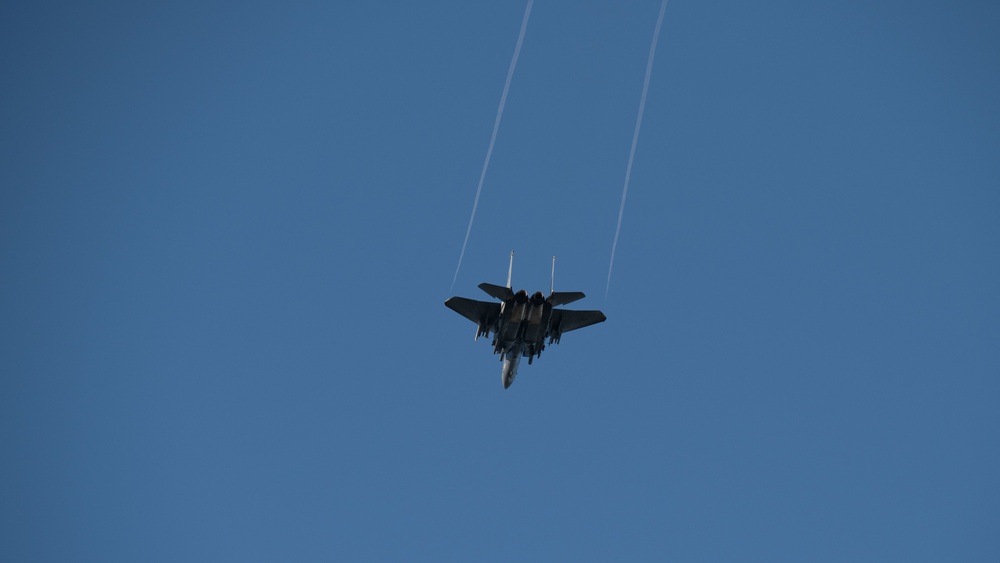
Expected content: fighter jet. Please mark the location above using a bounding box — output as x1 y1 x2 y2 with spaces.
445 251 606 389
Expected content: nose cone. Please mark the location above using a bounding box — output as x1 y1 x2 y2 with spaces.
500 362 516 389
501 362 517 389
500 347 520 389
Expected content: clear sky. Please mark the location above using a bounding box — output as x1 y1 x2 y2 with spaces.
2 1 997 561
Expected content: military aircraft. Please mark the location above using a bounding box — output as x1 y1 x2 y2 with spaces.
445 251 606 389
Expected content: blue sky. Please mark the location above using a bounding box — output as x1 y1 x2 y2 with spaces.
2 1 997 561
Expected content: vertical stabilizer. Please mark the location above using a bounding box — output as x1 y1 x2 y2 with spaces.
506 250 514 289
550 256 556 295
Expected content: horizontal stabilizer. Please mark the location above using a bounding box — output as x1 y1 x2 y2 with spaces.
547 291 585 306
479 283 513 301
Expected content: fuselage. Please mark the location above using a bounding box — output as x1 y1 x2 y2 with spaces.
493 290 550 388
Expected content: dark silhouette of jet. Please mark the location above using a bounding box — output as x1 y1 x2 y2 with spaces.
445 251 606 388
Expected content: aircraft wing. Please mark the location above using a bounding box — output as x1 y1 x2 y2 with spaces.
445 297 501 326
551 308 606 334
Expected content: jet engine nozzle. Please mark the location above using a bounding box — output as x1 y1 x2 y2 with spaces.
514 289 529 304
529 291 545 306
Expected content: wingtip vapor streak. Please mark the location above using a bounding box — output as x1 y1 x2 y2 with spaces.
445 251 606 389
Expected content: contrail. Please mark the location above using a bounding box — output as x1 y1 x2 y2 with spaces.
607 0 669 298
452 0 534 290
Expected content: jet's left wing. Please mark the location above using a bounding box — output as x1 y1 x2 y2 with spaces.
550 308 607 334
445 297 501 327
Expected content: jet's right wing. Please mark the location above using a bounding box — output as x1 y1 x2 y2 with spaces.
445 297 501 326
550 308 607 334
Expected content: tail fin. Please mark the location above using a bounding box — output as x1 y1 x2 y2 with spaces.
546 255 584 305
479 251 516 301
550 256 555 295
506 250 514 289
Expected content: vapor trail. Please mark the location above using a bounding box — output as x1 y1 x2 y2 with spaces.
607 0 668 298
452 0 534 290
